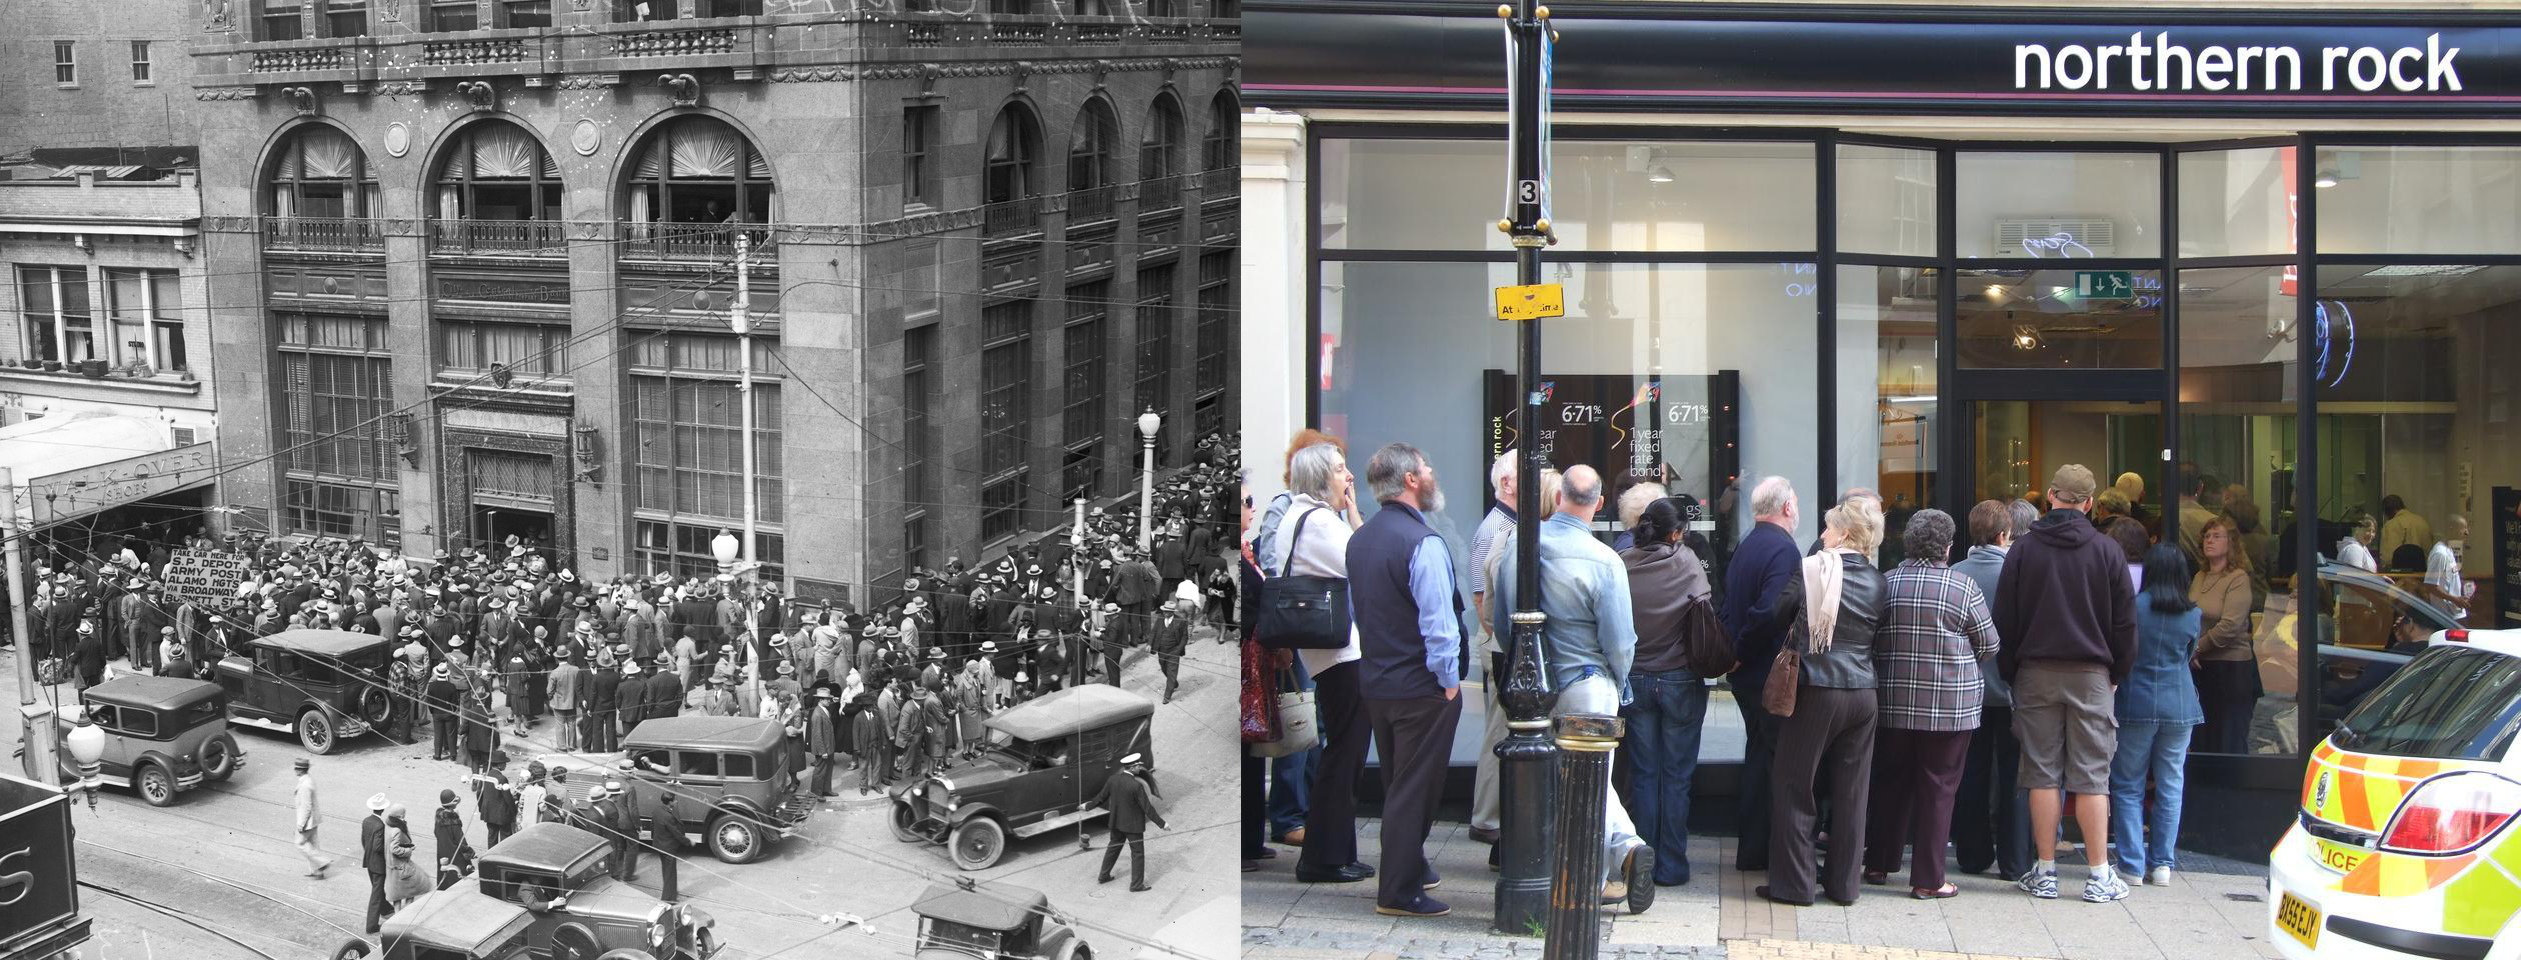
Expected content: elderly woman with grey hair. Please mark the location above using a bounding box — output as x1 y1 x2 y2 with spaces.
1266 441 1379 886
1860 508 2001 899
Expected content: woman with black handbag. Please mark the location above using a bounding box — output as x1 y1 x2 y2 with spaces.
1265 442 1372 886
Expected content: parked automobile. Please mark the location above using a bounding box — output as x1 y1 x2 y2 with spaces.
912 879 1089 960
330 822 721 960
2267 629 2521 959
14 675 241 806
610 716 817 864
890 683 1155 870
216 629 394 754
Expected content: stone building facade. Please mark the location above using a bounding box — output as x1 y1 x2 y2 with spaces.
4 0 200 164
187 0 1237 603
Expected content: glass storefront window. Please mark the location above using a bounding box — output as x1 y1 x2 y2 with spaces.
1838 144 1938 258
1955 151 2160 258
2315 147 2521 255
2307 264 2521 744
1836 264 1940 564
1955 268 2163 368
2178 146 2295 259
1319 139 1815 252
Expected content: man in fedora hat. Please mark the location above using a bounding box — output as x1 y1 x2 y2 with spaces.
361 792 392 932
1152 585 1196 704
294 758 336 879
1092 753 1166 892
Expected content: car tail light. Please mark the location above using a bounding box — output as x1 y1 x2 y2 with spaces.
2445 629 2471 643
2380 773 2521 855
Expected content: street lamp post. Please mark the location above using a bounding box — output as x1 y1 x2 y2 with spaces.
1137 408 1162 551
1493 0 1561 938
64 714 105 809
2 467 63 788
733 230 758 568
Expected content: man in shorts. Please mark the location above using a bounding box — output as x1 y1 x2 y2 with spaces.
1992 464 2137 903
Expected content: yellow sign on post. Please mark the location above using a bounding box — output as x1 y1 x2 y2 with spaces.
1495 283 1565 321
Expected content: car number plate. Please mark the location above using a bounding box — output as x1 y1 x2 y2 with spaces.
2275 891 2321 950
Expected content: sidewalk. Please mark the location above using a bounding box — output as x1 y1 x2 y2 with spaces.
1242 819 2285 960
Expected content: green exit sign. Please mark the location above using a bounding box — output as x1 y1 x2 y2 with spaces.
2075 270 2135 301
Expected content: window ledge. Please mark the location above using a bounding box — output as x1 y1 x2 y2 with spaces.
0 366 200 395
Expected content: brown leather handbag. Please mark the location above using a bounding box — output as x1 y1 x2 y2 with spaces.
1761 627 1802 718
1678 594 1739 679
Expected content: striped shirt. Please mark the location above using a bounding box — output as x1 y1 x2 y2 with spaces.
1876 559 2001 732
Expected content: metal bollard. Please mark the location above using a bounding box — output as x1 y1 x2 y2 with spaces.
1544 711 1620 960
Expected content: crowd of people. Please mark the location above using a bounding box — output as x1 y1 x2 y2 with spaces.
15 435 1241 932
1238 428 2396 918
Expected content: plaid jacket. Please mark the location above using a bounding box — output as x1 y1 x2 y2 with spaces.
1877 560 2001 732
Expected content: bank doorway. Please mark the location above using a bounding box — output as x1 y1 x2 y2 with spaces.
1881 387 2169 566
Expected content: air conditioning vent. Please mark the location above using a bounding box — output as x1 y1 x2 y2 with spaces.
172 426 198 446
1993 218 2117 257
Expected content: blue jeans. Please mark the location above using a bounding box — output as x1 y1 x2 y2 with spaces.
2109 720 2193 878
1619 668 1707 885
1268 666 1319 839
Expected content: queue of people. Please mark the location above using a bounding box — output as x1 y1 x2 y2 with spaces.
1244 434 2259 915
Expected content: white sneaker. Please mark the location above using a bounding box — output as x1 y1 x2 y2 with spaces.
2148 866 2173 886
2083 870 2131 903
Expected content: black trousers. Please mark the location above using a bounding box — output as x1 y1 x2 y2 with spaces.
1099 829 1148 885
1768 685 1877 905
1863 727 1972 891
365 869 390 932
1733 690 1782 870
1295 661 1366 873
1954 704 2032 879
1242 753 1270 860
1365 692 1461 909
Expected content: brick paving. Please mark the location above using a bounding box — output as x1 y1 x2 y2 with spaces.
1242 819 2287 960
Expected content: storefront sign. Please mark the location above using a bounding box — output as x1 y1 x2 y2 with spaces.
1495 283 1566 320
1249 8 2521 117
1481 369 1739 513
162 549 252 605
0 774 82 957
25 442 219 528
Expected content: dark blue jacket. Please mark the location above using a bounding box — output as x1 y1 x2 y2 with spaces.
1348 503 1461 701
1721 522 1801 695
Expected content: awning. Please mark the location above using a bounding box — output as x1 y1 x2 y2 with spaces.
0 411 217 528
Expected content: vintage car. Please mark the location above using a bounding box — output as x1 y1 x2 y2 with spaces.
912 879 1089 960
607 716 817 864
329 822 722 960
216 628 395 754
890 683 1155 870
14 675 241 806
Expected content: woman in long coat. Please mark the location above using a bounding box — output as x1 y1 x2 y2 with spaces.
460 686 498 775
954 659 989 760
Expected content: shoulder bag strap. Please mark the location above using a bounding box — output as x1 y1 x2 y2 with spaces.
1277 507 1318 579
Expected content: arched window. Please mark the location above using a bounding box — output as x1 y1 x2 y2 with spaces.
623 116 774 227
1067 99 1119 221
266 125 377 220
432 121 561 222
1204 89 1237 172
986 104 1042 207
1140 94 1184 209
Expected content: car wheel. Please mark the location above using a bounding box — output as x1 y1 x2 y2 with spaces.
1054 939 1091 960
359 687 393 726
550 924 604 960
707 813 765 865
593 951 659 960
889 802 924 844
201 736 236 782
137 763 177 807
327 936 375 960
950 817 1006 871
300 710 336 755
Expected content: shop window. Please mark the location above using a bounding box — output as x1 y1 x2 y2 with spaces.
2178 146 2293 259
16 265 95 365
1954 151 2160 259
631 369 782 525
438 320 568 377
2303 263 2521 746
1837 144 1936 258
1063 282 1108 455
2315 147 2521 256
982 473 1027 544
634 520 784 584
1954 268 2163 369
1835 265 1942 560
1195 251 1230 396
1321 139 1815 254
981 300 1033 530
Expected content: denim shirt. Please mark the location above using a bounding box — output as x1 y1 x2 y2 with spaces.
1490 512 1639 705
2117 604 2206 725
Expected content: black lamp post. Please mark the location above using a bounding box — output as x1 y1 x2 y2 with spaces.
1492 0 1561 938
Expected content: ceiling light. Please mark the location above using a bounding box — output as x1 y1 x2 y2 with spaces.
1984 284 2006 300
1647 165 1675 184
2314 171 2339 189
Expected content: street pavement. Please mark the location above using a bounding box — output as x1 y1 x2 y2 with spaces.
5 620 1242 960
1243 819 2284 960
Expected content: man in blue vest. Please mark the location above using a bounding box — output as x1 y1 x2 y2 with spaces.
1345 442 1465 919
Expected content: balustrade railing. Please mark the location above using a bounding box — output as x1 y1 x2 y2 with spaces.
983 197 1043 236
263 216 384 253
430 218 567 256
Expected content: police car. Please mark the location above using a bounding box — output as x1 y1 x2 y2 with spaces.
2268 626 2521 960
